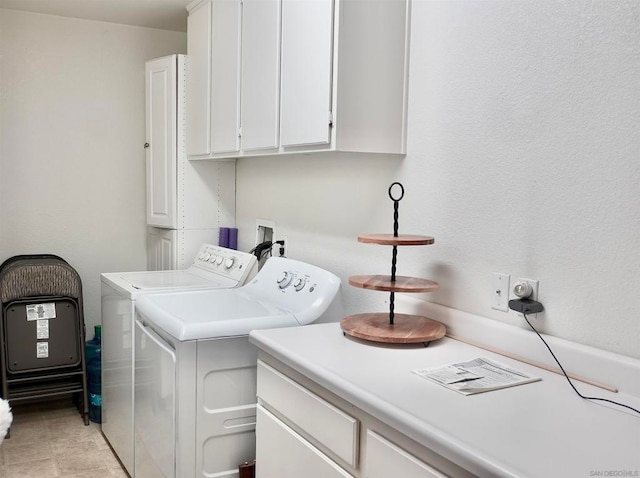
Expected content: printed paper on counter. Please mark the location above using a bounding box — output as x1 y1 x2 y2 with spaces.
412 357 541 395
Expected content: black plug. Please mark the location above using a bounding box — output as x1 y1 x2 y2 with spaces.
508 298 544 314
274 240 285 257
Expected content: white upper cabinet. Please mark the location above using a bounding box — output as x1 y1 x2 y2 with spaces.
210 0 241 154
241 0 281 151
187 0 241 156
280 0 333 148
186 1 211 157
146 56 178 228
187 0 411 159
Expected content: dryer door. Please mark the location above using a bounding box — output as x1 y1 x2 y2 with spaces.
134 320 176 477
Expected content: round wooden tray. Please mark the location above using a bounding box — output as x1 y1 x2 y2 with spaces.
348 275 440 293
340 313 446 344
358 234 434 246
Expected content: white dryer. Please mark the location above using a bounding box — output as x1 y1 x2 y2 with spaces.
100 244 257 476
133 257 342 478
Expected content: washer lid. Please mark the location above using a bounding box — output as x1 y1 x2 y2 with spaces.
119 270 234 290
136 288 299 341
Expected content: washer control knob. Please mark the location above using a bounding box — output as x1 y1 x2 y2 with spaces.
277 271 292 289
208 255 216 263
293 277 306 291
216 256 224 265
203 253 210 261
224 258 235 269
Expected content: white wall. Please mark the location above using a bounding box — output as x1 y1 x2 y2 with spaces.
0 10 186 332
236 1 640 358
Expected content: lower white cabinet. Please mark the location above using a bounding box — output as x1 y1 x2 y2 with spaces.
256 406 354 478
255 359 459 478
365 431 446 478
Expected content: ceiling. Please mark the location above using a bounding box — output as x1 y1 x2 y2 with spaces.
0 0 191 32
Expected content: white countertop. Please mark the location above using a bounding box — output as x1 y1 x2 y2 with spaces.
249 322 640 477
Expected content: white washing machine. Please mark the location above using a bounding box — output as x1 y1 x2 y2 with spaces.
100 244 257 476
133 257 342 478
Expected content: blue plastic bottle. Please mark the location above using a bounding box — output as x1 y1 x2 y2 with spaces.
85 325 102 423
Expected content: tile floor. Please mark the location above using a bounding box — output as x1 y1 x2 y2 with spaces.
0 399 128 477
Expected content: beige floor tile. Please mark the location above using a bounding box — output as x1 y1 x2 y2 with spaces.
8 407 41 426
108 465 130 477
50 437 99 456
93 432 113 451
1 399 127 477
99 448 124 469
45 416 95 442
62 467 114 478
54 449 107 476
2 457 59 478
3 420 47 445
3 440 53 466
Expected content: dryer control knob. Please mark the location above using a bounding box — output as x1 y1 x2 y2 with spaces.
216 256 224 265
225 258 235 269
278 271 292 289
294 278 306 291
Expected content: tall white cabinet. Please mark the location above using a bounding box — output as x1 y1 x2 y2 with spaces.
186 0 411 160
145 54 235 270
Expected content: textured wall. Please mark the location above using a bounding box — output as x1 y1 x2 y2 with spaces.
0 10 186 331
236 1 640 358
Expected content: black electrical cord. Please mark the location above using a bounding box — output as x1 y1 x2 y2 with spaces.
522 311 640 415
249 241 273 261
249 240 286 261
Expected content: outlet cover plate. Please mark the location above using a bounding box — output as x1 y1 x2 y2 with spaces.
491 273 510 312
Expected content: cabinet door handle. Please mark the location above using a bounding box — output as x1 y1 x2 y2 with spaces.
144 142 150 148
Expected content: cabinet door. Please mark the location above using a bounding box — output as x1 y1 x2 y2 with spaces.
240 0 280 151
280 0 333 147
186 0 212 156
145 56 177 228
210 0 241 154
365 431 447 478
256 405 354 478
147 228 177 271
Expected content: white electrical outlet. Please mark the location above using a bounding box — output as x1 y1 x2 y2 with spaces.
511 278 540 318
281 235 288 257
491 273 510 312
514 278 539 301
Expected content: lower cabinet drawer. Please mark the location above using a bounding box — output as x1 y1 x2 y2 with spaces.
256 360 359 467
256 405 354 478
365 430 448 478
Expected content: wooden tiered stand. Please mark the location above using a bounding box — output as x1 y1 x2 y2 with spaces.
340 183 446 345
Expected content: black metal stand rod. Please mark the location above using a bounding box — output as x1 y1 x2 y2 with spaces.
393 201 399 237
387 182 404 327
389 291 395 325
